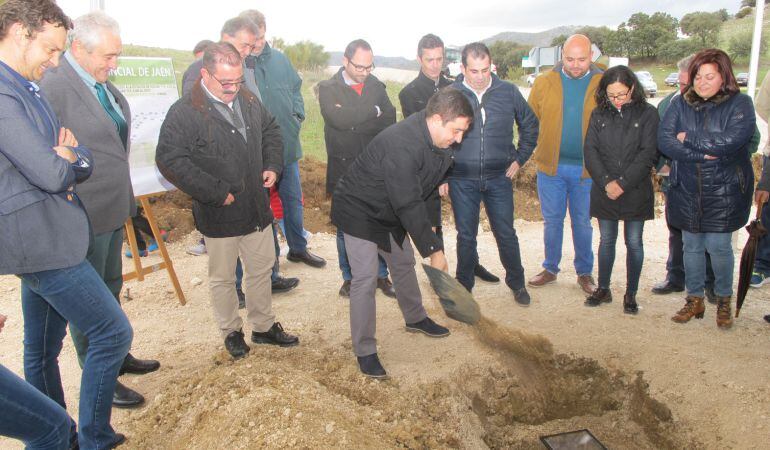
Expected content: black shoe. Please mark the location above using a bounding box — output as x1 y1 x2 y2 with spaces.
287 250 326 268
764 314 770 323
585 288 613 307
474 264 500 283
109 433 126 448
705 286 717 305
272 276 300 293
405 317 450 337
113 381 145 409
224 329 250 359
377 277 396 298
357 353 388 379
623 292 639 315
512 287 531 306
237 288 246 309
251 322 299 347
339 280 351 297
651 279 684 295
120 353 160 375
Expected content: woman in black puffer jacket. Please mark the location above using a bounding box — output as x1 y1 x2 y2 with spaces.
658 49 756 329
583 66 659 314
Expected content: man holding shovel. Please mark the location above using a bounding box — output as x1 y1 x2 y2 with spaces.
331 87 474 379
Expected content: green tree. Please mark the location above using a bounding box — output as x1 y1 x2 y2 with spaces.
736 7 753 19
741 0 770 7
716 8 730 21
680 12 722 46
550 34 568 47
270 37 286 51
283 41 329 71
728 29 768 59
575 26 614 53
489 40 528 80
624 12 678 58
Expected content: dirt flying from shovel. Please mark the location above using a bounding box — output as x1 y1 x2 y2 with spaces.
123 313 694 449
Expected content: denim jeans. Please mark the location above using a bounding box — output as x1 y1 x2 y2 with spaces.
597 219 645 293
236 225 281 287
277 161 308 253
536 164 593 275
336 229 388 281
682 231 734 297
753 200 770 274
449 175 525 291
663 194 715 287
21 260 132 450
0 364 72 450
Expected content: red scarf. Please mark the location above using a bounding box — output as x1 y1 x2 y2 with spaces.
350 82 364 96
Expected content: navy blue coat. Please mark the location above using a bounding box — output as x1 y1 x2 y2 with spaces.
658 89 755 233
450 74 538 180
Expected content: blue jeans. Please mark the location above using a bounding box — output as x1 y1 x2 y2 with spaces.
0 364 72 450
682 231 734 297
21 260 132 450
336 229 388 281
277 161 308 253
663 193 714 287
753 201 770 274
236 224 281 287
597 219 645 293
537 164 593 275
449 176 525 291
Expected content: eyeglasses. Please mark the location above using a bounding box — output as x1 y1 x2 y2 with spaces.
347 61 375 72
607 90 631 101
206 70 245 89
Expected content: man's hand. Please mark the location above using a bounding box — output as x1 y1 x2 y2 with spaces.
505 161 521 179
58 127 78 147
676 132 686 143
429 250 449 273
223 193 235 206
605 180 624 200
0 314 6 333
53 146 77 163
263 170 277 188
438 183 449 197
756 189 769 205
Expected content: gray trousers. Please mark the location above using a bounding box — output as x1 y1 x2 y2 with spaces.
344 233 427 356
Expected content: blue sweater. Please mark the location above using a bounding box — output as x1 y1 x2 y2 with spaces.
559 71 592 166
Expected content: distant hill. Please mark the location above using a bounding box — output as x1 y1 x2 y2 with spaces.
327 51 419 70
482 25 581 47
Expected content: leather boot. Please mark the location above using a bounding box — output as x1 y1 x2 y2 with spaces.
716 296 733 329
671 296 705 323
623 292 638 315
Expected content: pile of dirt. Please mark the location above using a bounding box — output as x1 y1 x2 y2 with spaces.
124 316 691 449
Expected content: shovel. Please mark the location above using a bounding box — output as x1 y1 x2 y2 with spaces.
422 264 481 325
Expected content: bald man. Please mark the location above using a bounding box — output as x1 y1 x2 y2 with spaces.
527 34 602 295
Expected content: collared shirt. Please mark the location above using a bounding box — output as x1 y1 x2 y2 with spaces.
65 51 125 121
463 78 492 124
200 79 247 141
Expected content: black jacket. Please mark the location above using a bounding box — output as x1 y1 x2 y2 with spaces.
399 71 452 118
450 74 539 180
156 82 283 238
318 68 396 193
658 89 756 233
331 111 447 257
584 101 659 221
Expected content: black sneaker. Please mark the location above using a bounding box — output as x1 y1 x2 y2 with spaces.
237 288 245 310
405 317 450 337
224 329 250 359
251 322 299 347
512 287 531 306
585 288 612 307
356 353 388 379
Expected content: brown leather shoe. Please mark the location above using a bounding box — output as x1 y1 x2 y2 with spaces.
716 296 733 329
577 274 596 295
528 270 556 287
671 296 705 323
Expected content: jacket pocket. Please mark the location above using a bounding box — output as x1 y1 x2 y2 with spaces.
0 189 47 215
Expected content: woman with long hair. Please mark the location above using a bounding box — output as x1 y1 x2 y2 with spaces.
583 66 659 314
658 49 756 328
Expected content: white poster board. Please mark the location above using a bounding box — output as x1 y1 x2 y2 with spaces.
109 56 178 196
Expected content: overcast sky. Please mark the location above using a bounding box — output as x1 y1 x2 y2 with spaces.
57 0 743 58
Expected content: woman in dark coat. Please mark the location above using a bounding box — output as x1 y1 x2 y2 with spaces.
583 66 659 314
658 49 755 328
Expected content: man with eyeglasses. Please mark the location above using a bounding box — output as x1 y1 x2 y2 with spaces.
157 42 299 360
319 39 397 298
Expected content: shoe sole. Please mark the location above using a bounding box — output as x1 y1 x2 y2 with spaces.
404 326 450 338
251 338 299 347
286 255 327 268
361 371 390 380
750 278 770 288
515 301 530 307
272 281 300 294
527 279 556 288
112 399 146 409
476 275 501 283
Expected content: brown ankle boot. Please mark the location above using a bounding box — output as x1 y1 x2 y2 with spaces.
671 296 705 323
716 296 733 329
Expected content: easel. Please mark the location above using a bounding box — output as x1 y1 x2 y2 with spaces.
123 194 186 305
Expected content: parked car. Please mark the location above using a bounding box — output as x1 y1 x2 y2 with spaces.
635 71 657 98
664 72 679 86
736 72 749 86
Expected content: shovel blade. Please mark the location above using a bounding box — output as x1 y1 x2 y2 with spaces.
422 264 481 325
